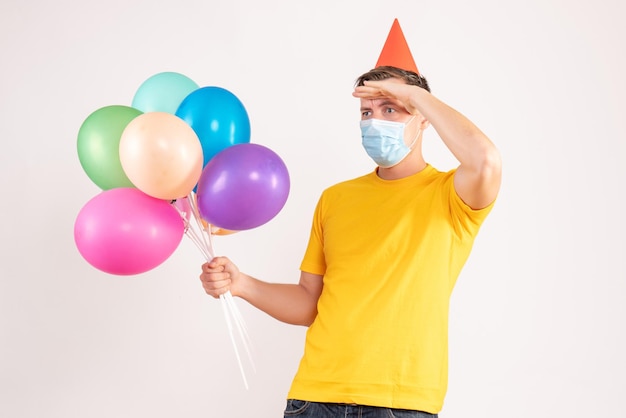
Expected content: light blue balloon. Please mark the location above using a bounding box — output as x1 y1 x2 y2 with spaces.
175 86 251 167
132 72 199 114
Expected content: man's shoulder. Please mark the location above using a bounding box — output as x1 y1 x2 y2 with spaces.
324 171 375 192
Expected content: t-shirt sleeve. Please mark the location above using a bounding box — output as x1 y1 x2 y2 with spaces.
443 169 496 239
299 193 327 275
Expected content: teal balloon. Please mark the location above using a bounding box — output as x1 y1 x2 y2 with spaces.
131 72 199 114
77 105 142 190
175 86 251 167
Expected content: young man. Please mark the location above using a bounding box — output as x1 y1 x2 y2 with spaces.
199 20 501 417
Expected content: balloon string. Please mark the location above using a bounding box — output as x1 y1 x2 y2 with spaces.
224 291 256 372
187 192 215 259
172 195 255 388
220 293 249 390
185 229 211 260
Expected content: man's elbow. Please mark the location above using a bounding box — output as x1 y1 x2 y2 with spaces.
479 146 502 183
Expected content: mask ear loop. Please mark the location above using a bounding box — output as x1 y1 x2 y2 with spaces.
407 128 421 150
389 125 421 168
405 115 420 150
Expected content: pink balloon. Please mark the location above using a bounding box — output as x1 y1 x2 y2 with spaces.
74 188 184 275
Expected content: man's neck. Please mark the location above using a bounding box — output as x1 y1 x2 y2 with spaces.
376 153 427 180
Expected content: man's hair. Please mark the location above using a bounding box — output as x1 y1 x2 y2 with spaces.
355 66 431 93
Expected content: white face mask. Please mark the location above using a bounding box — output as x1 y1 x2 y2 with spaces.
360 116 419 168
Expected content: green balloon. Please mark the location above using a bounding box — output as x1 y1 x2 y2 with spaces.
77 105 142 190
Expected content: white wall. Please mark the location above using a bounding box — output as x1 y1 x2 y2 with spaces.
1 0 624 416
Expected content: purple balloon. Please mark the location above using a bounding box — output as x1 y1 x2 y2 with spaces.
74 188 184 275
196 143 290 231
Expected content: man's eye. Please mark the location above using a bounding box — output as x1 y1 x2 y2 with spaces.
385 108 395 113
362 111 372 117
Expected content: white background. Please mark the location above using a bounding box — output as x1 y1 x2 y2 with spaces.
1 0 624 417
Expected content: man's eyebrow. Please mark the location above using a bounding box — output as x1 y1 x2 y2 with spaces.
378 99 400 107
361 99 400 111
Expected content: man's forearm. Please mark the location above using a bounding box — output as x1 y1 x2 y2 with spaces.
237 275 319 326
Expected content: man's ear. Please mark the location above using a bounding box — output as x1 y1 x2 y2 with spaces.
419 117 430 130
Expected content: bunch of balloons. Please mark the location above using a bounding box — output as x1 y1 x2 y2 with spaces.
73 72 291 388
74 71 290 276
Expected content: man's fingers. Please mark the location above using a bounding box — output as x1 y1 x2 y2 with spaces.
203 263 225 273
353 85 388 99
200 274 231 298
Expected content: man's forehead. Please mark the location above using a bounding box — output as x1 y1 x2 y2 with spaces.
359 97 404 109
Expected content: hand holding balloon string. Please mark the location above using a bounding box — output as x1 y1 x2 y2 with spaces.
182 142 290 388
173 193 255 390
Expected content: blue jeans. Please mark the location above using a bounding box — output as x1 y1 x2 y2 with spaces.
283 399 438 417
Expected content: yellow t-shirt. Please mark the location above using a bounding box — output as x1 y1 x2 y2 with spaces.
288 165 494 413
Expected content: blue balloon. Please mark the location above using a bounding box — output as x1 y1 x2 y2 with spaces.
175 86 251 167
